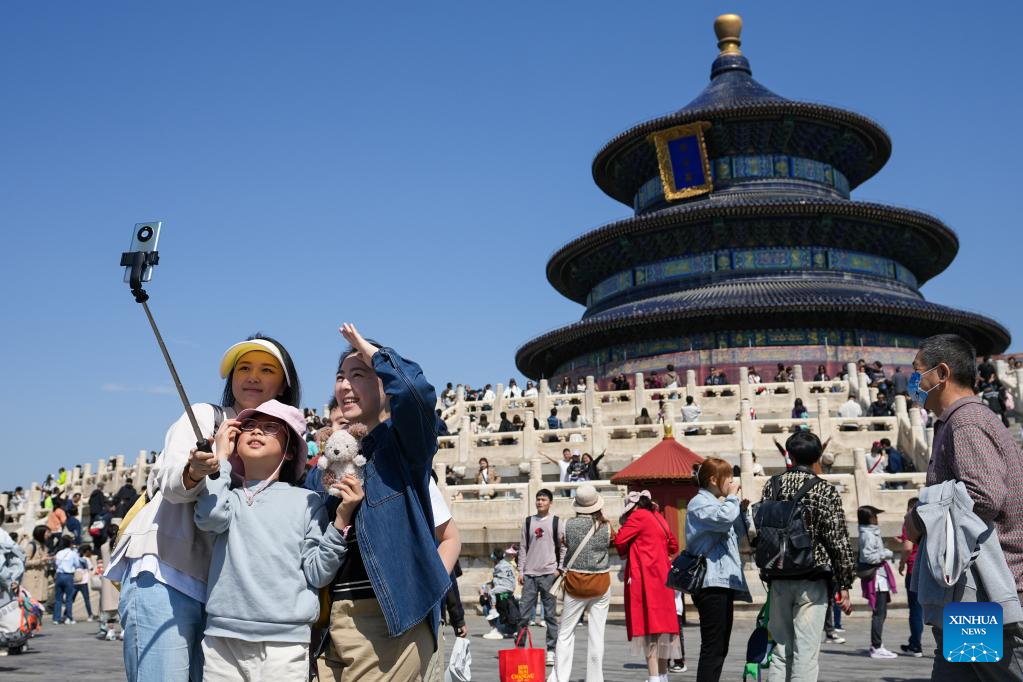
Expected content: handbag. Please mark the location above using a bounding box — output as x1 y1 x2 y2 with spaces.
563 571 610 599
551 521 600 598
498 628 545 682
445 636 472 682
666 550 707 594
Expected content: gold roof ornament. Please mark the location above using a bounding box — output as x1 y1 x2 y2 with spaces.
714 14 743 56
663 421 674 439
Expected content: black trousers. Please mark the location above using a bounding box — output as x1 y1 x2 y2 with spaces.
692 587 734 682
870 591 889 648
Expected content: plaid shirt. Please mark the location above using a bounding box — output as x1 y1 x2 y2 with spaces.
760 468 857 590
928 396 1023 596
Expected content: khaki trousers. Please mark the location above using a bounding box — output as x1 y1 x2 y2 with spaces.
202 634 309 682
316 598 435 682
767 579 829 682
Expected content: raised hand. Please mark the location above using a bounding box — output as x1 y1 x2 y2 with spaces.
339 323 379 363
213 419 241 461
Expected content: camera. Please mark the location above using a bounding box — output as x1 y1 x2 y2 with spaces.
137 225 154 242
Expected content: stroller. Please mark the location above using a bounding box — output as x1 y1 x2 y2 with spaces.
0 590 30 655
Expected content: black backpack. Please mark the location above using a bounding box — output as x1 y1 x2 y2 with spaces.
752 473 822 578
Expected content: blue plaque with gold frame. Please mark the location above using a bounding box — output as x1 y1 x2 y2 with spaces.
649 122 713 200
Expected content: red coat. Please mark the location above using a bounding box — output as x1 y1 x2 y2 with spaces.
614 508 680 639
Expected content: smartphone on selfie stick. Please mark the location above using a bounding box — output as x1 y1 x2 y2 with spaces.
120 222 214 460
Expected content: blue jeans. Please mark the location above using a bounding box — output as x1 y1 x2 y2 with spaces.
906 574 923 650
119 571 205 682
73 583 93 618
53 573 75 622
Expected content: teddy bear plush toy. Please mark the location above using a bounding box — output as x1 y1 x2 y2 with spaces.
318 423 369 493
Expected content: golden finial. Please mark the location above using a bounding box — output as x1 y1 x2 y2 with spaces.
714 14 743 56
663 421 674 439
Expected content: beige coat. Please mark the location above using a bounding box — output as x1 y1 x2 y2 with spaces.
16 535 48 603
99 542 119 612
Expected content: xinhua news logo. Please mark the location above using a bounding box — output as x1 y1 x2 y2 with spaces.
943 602 1003 662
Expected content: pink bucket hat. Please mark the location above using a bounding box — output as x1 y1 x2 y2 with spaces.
231 399 308 484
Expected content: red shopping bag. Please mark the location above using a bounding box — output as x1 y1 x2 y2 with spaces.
498 628 545 682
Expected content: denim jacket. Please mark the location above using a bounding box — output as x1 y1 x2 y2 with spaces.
684 488 752 601
328 347 449 638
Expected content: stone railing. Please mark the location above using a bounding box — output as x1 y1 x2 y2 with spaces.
440 365 856 432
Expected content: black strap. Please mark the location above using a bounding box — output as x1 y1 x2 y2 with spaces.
209 403 225 434
525 516 532 552
553 516 561 558
786 475 822 524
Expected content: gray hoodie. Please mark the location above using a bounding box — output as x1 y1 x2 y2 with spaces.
858 524 893 565
194 459 348 642
911 480 1023 625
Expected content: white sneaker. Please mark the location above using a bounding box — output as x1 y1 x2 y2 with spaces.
482 628 503 640
869 646 898 659
826 634 846 644
105 630 118 641
65 619 76 625
116 631 124 641
545 650 555 666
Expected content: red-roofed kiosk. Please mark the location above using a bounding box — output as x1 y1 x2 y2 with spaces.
611 425 705 548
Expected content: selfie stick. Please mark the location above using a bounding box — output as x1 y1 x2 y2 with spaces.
120 249 213 455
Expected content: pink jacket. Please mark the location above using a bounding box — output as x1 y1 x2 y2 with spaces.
860 561 897 610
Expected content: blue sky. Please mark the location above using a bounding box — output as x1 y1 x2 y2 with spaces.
2 2 1020 488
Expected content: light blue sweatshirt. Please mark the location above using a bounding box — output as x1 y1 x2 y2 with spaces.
194 459 347 642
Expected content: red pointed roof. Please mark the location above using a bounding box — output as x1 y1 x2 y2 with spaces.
611 436 706 484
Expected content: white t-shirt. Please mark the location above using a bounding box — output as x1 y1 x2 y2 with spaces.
876 565 890 592
429 478 451 527
557 460 570 483
838 400 863 419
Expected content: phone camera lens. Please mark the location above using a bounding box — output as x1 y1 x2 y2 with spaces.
137 226 153 242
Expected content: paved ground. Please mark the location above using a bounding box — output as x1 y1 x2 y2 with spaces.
1 613 936 681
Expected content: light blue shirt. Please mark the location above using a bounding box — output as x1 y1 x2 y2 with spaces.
194 459 348 643
684 488 752 601
54 548 85 575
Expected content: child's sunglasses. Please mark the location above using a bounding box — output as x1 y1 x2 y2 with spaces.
238 419 286 437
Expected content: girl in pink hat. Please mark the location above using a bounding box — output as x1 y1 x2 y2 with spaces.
193 399 359 680
106 333 300 682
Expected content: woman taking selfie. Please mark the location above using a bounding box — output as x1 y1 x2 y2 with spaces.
107 334 301 682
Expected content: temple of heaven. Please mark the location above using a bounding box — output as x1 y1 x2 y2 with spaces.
516 14 1009 382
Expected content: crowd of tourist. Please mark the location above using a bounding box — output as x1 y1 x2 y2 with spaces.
3 334 1023 679
470 335 1023 680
